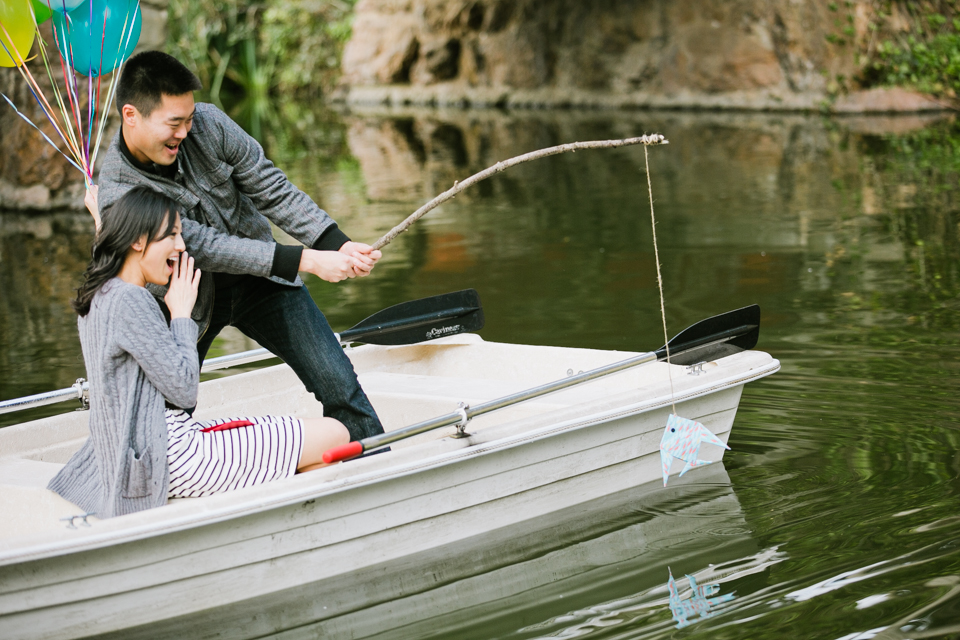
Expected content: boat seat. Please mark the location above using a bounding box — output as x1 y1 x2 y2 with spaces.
0 457 63 489
0 458 87 540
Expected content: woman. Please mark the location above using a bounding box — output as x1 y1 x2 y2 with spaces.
49 186 349 518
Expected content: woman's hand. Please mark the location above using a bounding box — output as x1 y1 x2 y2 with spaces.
164 251 201 319
299 249 366 283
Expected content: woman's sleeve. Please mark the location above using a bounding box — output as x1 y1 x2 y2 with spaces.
114 287 200 409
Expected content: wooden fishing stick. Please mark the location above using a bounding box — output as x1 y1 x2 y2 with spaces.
371 134 669 251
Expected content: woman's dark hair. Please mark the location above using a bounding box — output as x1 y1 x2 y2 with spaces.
73 187 179 316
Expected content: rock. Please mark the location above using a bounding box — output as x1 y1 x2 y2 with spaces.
343 0 958 112
0 181 50 211
379 32 420 84
833 87 948 113
139 1 170 52
342 8 422 85
411 38 461 84
342 0 857 108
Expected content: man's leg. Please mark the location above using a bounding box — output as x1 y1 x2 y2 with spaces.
196 285 235 364
231 279 384 442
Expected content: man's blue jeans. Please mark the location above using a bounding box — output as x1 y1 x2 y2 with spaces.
197 276 385 442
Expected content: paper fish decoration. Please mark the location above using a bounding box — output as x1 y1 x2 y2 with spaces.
659 414 730 486
667 567 735 628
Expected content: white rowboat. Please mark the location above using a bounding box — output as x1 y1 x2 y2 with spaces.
0 321 779 638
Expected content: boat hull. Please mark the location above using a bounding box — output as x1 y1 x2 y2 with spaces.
0 338 778 639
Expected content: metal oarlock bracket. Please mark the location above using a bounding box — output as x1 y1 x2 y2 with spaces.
686 362 706 376
450 402 472 438
60 512 95 529
73 378 89 411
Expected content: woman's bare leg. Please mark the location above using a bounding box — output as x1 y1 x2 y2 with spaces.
297 417 350 472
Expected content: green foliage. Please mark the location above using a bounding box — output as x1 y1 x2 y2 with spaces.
260 1 356 98
872 31 960 95
857 1 960 98
167 0 357 140
166 0 258 96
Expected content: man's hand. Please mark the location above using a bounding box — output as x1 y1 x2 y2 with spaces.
300 248 366 283
85 184 101 231
339 241 382 277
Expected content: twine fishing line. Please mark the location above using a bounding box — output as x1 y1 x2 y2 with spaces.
644 145 677 416
647 141 730 488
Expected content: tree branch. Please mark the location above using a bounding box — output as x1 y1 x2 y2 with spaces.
372 134 669 250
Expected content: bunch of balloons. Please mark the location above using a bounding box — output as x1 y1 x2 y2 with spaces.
0 0 142 186
1 0 141 75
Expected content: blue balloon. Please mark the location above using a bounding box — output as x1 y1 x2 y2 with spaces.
52 0 141 77
41 0 86 14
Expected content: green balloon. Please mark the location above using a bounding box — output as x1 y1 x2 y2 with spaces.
31 0 53 24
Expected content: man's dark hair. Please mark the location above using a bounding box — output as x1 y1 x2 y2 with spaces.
116 51 202 117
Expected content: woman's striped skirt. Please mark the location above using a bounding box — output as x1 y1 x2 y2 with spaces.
165 409 304 498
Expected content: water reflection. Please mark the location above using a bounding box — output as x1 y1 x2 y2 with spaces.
0 213 90 417
278 466 760 640
2 106 960 638
667 568 736 628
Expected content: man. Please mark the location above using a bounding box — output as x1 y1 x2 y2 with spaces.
93 51 384 441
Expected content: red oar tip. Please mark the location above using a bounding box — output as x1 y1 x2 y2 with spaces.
323 441 364 464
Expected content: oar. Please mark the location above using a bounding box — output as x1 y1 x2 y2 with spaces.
654 303 759 366
338 289 484 346
322 304 761 463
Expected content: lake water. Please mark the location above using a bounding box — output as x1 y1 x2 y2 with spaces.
1 106 959 638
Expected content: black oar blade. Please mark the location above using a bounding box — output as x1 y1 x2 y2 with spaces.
655 304 760 365
340 289 484 346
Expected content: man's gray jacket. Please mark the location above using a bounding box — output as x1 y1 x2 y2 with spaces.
97 102 346 332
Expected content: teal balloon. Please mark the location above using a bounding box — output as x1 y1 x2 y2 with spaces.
52 0 141 77
40 0 85 13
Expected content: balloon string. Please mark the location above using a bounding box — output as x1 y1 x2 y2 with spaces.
52 13 88 169
33 20 82 160
644 145 677 416
0 20 62 130
65 16 87 168
1 93 84 172
92 1 141 170
52 20 87 166
0 18 83 164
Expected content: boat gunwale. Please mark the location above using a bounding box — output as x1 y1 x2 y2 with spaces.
0 355 780 566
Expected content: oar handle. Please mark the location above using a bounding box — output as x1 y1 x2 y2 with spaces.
323 441 365 464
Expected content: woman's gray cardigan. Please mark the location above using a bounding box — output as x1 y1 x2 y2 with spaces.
48 279 199 518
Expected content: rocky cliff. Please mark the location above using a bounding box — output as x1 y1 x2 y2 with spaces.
341 0 947 111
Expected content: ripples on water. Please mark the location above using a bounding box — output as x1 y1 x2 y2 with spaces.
2 108 959 638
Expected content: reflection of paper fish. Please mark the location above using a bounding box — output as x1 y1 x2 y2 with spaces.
668 568 735 628
659 414 730 486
